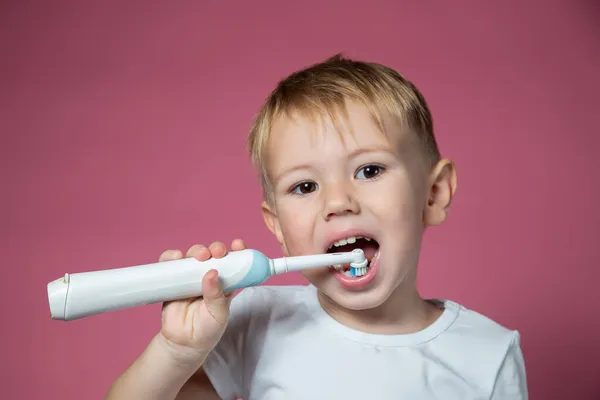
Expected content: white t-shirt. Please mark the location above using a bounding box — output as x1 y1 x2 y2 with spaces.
203 285 528 400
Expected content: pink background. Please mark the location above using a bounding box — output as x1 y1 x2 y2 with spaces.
2 1 599 399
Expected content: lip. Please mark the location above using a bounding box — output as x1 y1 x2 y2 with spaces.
331 249 380 290
323 228 379 253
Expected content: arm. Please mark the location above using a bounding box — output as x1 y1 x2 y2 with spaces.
105 334 220 400
106 240 247 400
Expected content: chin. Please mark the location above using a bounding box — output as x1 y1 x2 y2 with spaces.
323 287 395 311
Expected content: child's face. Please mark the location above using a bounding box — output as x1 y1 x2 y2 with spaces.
261 100 453 311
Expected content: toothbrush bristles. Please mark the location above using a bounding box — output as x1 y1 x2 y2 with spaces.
349 257 369 277
350 266 368 277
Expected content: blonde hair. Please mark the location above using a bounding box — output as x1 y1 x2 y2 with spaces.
247 53 441 203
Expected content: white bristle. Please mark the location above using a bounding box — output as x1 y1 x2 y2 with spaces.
349 255 371 277
350 258 368 269
349 257 368 277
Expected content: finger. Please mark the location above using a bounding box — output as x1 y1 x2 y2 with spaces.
231 239 246 251
159 249 188 314
208 241 227 258
159 249 182 262
186 244 211 261
201 269 230 325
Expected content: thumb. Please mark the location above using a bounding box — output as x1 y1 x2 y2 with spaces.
202 269 231 325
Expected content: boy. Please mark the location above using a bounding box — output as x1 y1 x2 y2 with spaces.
106 54 528 399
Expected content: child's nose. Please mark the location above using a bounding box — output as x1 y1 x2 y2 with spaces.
321 183 360 220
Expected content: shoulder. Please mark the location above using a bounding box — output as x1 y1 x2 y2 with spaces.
438 300 528 397
443 300 516 339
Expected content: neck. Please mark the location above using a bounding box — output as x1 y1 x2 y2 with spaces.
316 276 443 335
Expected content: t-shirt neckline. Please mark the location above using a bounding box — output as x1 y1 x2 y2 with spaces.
304 284 460 347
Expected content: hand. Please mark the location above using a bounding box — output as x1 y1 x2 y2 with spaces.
156 239 246 364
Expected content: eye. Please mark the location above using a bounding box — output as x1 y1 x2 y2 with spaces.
355 164 384 180
291 181 318 195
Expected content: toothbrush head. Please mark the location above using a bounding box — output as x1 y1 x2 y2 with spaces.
349 256 369 277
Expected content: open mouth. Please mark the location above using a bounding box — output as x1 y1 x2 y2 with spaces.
326 235 380 277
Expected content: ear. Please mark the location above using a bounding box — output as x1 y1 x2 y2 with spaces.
424 159 457 226
261 200 286 248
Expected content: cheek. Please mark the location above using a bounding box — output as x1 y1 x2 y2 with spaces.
369 178 425 233
277 204 317 255
377 177 423 212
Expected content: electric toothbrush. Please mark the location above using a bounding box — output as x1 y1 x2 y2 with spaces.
47 248 367 321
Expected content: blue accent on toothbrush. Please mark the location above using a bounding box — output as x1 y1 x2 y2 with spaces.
226 250 272 291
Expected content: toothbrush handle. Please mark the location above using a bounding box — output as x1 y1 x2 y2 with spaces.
48 249 266 321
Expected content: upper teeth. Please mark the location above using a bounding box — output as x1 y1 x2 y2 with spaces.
328 236 372 250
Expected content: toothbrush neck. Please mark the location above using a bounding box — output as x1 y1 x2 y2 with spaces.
270 258 288 276
270 250 365 276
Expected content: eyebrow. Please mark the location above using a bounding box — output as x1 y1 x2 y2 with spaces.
272 163 314 186
346 146 394 158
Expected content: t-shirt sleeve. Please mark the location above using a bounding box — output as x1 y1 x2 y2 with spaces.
490 331 529 400
202 287 260 400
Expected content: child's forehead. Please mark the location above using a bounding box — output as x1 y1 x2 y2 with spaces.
268 102 400 152
261 103 416 184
